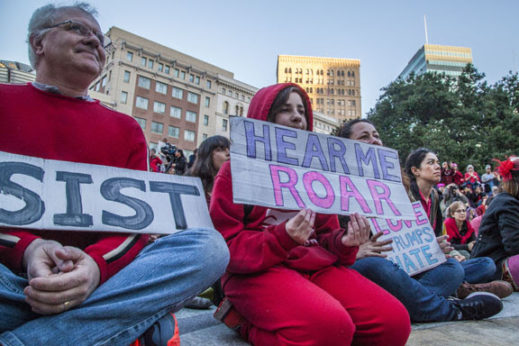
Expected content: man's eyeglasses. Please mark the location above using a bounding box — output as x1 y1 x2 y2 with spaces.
45 20 109 48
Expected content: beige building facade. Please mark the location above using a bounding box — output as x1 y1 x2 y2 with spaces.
277 55 361 123
0 60 35 84
91 27 256 155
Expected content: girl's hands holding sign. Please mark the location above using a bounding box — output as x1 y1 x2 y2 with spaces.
341 213 371 247
286 209 316 245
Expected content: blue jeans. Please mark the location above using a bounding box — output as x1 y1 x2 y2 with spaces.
351 257 464 322
462 257 496 283
0 228 229 346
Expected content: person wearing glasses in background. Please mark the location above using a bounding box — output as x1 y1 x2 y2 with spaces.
0 3 229 345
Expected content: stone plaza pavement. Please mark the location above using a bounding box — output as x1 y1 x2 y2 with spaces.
176 292 519 345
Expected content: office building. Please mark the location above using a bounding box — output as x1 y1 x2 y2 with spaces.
91 27 257 154
398 44 472 80
277 55 361 122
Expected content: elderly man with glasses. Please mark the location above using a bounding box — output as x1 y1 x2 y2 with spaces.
0 3 229 345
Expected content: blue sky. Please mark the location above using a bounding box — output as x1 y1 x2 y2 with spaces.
2 0 518 116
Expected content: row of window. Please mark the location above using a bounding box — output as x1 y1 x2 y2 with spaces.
222 101 244 116
310 88 358 96
135 96 198 122
135 118 196 141
219 87 251 102
284 68 356 77
313 98 356 107
136 75 202 104
283 77 355 86
126 51 212 89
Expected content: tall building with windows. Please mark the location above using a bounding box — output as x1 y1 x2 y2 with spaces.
91 27 256 155
398 44 472 80
277 55 361 122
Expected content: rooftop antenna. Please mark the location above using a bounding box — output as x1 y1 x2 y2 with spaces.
424 15 429 44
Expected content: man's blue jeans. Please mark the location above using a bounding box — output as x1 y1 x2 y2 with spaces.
0 228 229 346
351 257 464 322
461 257 496 283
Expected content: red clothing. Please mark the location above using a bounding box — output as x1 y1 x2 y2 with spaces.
0 83 149 284
441 168 454 185
453 170 464 186
444 217 475 245
150 155 163 172
210 83 410 345
464 172 480 184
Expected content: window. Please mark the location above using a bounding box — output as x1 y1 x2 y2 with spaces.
204 96 210 107
186 111 197 122
170 106 182 119
202 133 208 140
195 76 200 85
165 65 170 74
180 71 185 80
173 69 179 78
203 114 209 126
123 70 130 83
223 101 229 115
189 74 194 83
158 63 163 72
141 57 147 66
153 101 166 114
222 119 228 131
127 51 133 62
187 92 199 104
95 82 100 91
101 75 107 88
148 60 154 69
155 81 167 94
206 80 212 89
172 87 183 99
135 117 146 130
184 130 195 142
137 76 151 89
149 142 158 151
135 96 148 109
151 121 163 134
168 126 179 138
120 91 128 104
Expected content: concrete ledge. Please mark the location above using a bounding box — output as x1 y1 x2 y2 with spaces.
176 293 519 345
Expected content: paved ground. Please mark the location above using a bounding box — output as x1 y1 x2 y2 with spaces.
176 293 519 345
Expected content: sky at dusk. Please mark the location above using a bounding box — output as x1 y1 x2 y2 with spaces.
1 0 518 116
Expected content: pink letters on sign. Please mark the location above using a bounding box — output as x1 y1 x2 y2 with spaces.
366 179 402 217
269 165 305 208
302 171 334 209
387 219 403 232
339 176 372 213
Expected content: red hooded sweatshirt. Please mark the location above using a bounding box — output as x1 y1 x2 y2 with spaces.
209 83 357 280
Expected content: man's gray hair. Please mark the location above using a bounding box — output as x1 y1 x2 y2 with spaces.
27 2 98 68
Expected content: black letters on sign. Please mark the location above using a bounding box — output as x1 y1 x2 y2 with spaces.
0 162 45 225
101 178 154 230
149 181 200 230
53 171 94 227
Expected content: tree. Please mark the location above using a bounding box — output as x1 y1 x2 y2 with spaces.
367 65 519 172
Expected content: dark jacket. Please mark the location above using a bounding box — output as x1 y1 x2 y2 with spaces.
472 192 519 263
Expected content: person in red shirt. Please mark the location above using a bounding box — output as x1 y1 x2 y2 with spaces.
0 3 228 345
210 83 411 345
452 162 465 186
465 164 481 188
149 148 163 172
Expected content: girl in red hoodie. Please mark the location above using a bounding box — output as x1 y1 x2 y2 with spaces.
210 83 410 345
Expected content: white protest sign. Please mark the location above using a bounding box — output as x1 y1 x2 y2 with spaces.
369 202 446 276
230 117 414 220
0 151 213 234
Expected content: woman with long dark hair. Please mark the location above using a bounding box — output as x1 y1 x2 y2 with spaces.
338 120 504 322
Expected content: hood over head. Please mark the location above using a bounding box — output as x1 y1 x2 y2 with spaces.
246 83 313 131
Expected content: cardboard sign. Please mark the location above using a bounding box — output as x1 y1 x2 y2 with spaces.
369 202 446 276
230 117 414 220
0 151 213 234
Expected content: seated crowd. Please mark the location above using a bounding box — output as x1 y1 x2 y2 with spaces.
1 2 518 346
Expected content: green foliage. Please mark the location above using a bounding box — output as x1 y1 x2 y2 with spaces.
367 64 519 172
